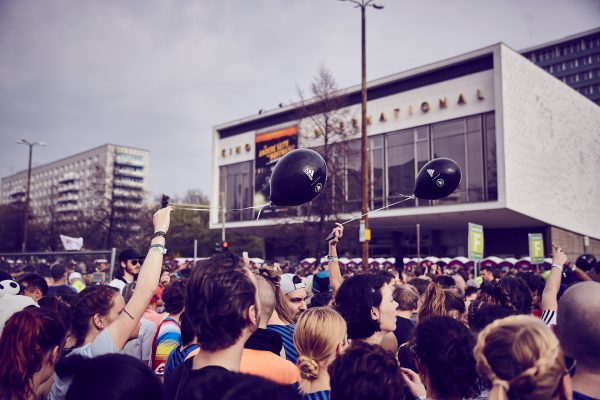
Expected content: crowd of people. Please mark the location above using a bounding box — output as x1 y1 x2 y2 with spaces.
0 208 599 400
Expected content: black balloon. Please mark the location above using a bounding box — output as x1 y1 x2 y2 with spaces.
575 253 597 271
270 149 328 207
414 158 462 200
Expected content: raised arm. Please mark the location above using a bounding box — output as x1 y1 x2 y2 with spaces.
541 243 568 312
108 207 173 350
327 223 344 295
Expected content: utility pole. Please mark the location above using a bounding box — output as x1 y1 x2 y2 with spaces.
340 0 384 269
220 191 226 242
17 139 46 252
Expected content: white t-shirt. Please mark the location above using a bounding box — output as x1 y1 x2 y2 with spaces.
108 278 129 294
49 329 119 400
123 317 157 365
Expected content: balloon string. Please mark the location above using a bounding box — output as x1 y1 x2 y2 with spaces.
340 194 416 226
174 203 270 213
255 202 271 221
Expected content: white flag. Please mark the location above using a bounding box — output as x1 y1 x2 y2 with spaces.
59 235 83 251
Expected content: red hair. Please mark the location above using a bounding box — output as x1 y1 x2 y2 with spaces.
0 307 66 400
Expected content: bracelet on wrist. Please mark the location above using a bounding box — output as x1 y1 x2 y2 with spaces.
327 255 338 262
150 243 167 255
551 264 563 272
151 231 167 240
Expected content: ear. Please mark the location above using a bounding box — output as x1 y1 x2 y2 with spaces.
33 288 43 300
336 339 349 356
371 306 380 321
92 314 105 330
248 305 258 326
49 346 60 364
121 261 127 270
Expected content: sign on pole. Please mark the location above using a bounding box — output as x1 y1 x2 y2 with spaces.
528 233 545 264
468 223 484 260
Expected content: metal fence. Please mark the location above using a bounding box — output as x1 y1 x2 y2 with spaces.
0 249 117 283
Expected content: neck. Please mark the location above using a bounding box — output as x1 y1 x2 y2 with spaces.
267 311 288 326
83 328 100 346
305 369 331 394
169 311 183 323
123 272 134 282
397 310 412 319
572 363 600 398
53 279 66 286
192 338 246 372
365 331 385 346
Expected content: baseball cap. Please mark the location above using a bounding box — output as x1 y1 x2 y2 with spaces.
119 249 143 264
312 271 332 293
68 272 82 283
280 273 306 295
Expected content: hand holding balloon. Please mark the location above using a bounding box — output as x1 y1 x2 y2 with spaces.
326 223 344 246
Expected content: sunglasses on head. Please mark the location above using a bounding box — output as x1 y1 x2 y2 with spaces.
292 275 302 285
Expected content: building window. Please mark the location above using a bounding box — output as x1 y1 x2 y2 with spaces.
219 161 253 222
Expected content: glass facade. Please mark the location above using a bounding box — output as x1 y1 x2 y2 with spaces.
220 112 497 221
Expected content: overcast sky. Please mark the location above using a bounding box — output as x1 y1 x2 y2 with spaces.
1 0 598 200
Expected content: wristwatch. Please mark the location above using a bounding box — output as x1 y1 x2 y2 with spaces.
150 244 167 255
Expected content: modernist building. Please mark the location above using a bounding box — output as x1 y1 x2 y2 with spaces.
520 27 600 106
211 43 600 260
1 144 149 227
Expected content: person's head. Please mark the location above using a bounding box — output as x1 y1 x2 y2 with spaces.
179 311 196 347
329 341 406 400
115 249 143 281
68 285 122 348
557 281 600 371
492 276 532 315
294 307 348 394
255 275 276 327
68 272 83 285
413 316 480 399
407 277 429 296
186 253 258 352
38 296 71 328
280 273 308 320
468 302 512 333
0 308 66 400
418 282 466 323
475 315 570 400
51 264 67 283
56 354 163 400
335 274 398 340
481 266 498 282
162 278 186 315
18 273 48 301
393 284 419 313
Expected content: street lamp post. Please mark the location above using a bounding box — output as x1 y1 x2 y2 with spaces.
340 0 383 270
17 139 46 252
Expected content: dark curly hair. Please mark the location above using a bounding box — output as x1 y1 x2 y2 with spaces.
334 274 388 340
493 276 532 315
414 316 481 399
162 278 187 314
329 341 407 400
186 253 256 352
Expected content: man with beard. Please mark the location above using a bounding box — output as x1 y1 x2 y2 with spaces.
109 249 143 294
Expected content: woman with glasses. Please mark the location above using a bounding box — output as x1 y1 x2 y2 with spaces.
474 314 572 400
294 307 348 400
49 207 173 400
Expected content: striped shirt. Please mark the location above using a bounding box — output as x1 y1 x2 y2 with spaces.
541 309 557 326
165 343 199 380
151 316 181 375
267 323 298 364
305 390 330 400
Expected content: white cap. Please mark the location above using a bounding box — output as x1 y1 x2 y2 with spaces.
280 273 306 295
68 272 82 283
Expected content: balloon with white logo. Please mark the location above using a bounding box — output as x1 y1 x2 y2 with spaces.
269 149 328 206
413 158 462 200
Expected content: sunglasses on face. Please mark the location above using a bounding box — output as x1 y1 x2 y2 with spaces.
128 260 141 266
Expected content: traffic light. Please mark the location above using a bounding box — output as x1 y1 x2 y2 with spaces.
222 241 229 251
161 194 170 208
